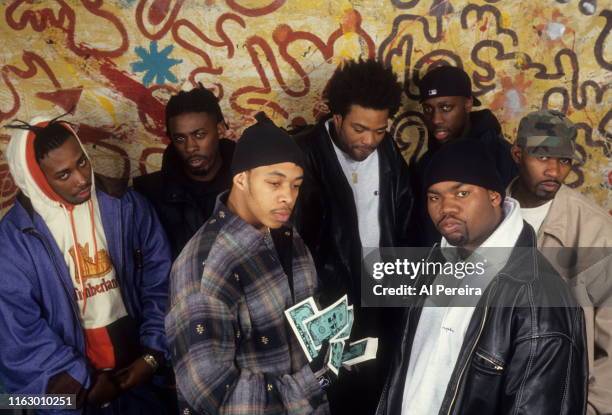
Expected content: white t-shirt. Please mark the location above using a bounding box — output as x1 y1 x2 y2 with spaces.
520 200 553 233
401 198 524 415
326 120 380 250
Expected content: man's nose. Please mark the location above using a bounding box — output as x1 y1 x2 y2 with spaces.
278 184 294 206
185 135 199 153
440 196 459 216
544 159 561 179
73 170 87 186
362 131 377 147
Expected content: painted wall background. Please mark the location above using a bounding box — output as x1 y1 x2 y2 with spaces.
0 0 610 218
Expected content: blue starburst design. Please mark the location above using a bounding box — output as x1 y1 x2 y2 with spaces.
131 41 182 86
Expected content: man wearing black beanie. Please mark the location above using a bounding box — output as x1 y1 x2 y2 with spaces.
166 116 332 415
378 140 587 414
409 65 517 247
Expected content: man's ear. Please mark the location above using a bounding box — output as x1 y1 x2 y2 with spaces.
510 144 523 164
233 172 247 191
465 97 473 113
217 121 227 138
489 190 503 207
332 114 343 131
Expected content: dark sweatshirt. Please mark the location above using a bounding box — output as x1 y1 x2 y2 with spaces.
410 109 518 246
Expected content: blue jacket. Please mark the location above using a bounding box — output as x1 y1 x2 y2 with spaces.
0 182 171 403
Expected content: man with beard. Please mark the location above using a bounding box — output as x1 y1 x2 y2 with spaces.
410 65 517 246
134 86 234 259
508 109 612 415
292 58 413 414
166 118 332 415
0 118 171 413
377 139 587 415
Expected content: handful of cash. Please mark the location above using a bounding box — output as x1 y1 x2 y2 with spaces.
285 295 378 375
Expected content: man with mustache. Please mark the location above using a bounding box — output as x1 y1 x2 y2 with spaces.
411 65 517 246
0 117 172 413
166 117 333 415
292 59 414 414
508 109 612 415
134 85 235 259
377 139 587 415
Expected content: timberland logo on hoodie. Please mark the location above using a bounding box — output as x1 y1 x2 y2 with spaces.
68 242 112 283
74 278 120 301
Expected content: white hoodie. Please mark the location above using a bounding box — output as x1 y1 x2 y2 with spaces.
6 117 128 370
401 197 524 415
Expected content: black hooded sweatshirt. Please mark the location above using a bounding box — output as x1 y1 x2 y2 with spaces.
410 109 518 246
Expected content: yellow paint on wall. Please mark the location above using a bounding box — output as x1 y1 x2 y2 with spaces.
95 95 117 125
0 0 609 216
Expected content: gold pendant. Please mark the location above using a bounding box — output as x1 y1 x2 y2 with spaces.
352 172 358 184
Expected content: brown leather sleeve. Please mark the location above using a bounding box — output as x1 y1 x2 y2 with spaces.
46 371 87 408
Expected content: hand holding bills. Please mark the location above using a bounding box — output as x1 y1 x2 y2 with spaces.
285 295 377 376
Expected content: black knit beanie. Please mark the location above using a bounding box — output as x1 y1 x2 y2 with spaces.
231 113 305 176
423 139 504 197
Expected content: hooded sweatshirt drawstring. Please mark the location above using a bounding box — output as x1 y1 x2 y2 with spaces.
65 200 99 314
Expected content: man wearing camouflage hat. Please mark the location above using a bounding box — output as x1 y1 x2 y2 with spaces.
509 109 612 415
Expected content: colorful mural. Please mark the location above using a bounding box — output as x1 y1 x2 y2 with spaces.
0 0 610 217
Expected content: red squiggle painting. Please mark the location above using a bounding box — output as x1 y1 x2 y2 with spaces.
1 52 62 121
225 0 285 17
6 0 129 58
136 0 185 41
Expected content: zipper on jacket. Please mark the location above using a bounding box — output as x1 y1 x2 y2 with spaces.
25 229 83 328
376 244 439 415
115 204 134 318
474 351 504 371
375 300 416 415
446 283 496 415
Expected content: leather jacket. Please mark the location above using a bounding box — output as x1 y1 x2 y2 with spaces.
293 119 415 312
377 223 588 415
292 120 415 414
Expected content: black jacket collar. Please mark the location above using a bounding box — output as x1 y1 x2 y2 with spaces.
159 139 235 203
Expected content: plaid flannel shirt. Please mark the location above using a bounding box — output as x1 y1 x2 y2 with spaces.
166 195 329 415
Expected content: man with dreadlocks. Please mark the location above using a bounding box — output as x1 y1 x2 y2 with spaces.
0 117 172 414
292 59 414 414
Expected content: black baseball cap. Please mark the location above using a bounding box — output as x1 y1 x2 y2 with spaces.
418 66 481 106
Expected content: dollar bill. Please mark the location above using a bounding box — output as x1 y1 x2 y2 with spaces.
332 305 353 341
342 337 378 367
327 339 346 375
284 297 319 361
303 295 349 350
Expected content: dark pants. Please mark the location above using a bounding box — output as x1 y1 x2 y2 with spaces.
82 382 174 415
327 359 386 415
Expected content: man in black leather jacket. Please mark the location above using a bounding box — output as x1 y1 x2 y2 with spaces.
134 86 235 259
293 59 414 414
377 140 587 415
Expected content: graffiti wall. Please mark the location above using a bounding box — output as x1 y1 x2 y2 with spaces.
0 0 610 217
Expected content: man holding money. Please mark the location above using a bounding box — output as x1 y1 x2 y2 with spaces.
166 116 332 415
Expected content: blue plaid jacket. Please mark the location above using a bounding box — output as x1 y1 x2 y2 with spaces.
166 195 329 415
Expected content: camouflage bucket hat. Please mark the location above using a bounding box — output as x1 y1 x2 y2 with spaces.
516 109 581 162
